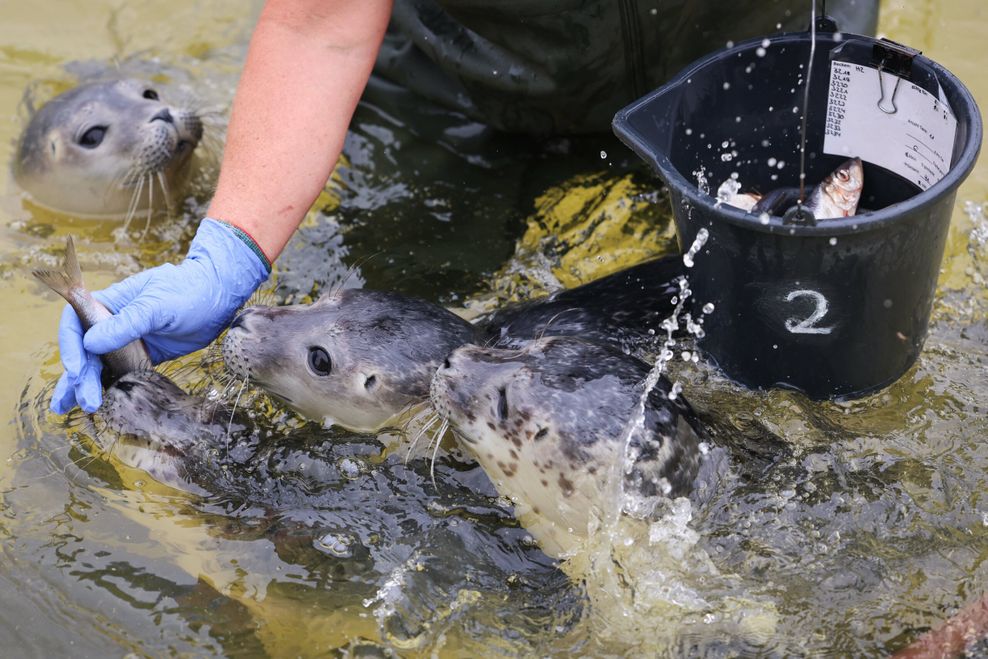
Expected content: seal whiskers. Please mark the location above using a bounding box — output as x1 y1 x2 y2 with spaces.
403 411 440 465
225 374 249 455
429 417 450 490
120 172 146 235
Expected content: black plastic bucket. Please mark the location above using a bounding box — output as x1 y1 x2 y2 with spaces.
613 22 982 399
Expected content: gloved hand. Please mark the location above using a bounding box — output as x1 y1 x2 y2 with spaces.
50 218 271 414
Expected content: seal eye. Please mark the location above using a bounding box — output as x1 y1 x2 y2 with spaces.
78 126 107 149
307 346 332 376
143 89 159 101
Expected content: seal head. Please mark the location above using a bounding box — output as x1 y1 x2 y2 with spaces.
430 336 704 557
14 78 203 217
223 288 480 433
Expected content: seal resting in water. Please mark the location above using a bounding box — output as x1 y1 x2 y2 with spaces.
429 336 705 558
14 78 203 218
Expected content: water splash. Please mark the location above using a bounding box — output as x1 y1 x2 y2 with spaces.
716 176 743 205
682 227 709 268
693 166 710 196
605 226 712 524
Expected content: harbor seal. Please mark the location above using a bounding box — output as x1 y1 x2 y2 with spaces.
222 254 686 434
14 78 203 218
429 336 704 558
222 288 481 433
33 237 229 492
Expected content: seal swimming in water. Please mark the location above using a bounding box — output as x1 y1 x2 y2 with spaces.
429 336 705 558
222 288 482 433
14 78 203 219
222 254 687 433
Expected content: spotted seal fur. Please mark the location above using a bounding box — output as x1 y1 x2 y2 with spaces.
14 78 203 218
222 255 686 434
429 336 704 558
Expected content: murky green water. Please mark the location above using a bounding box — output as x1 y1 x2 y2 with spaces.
1 1 987 656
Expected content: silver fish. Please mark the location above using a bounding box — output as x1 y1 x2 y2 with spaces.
33 236 150 382
723 157 864 220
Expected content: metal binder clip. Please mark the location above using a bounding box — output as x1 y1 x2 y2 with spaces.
872 39 921 114
876 58 901 114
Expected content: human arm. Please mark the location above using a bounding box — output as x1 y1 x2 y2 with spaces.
208 0 393 260
52 0 393 414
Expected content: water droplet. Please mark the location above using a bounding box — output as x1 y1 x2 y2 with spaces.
599 150 607 159
829 237 838 246
722 82 731 90
702 303 715 314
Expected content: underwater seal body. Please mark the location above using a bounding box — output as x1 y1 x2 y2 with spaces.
429 336 704 558
14 78 203 217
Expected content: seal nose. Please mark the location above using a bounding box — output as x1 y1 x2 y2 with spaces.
149 108 174 125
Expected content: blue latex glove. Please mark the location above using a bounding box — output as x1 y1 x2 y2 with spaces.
51 218 271 414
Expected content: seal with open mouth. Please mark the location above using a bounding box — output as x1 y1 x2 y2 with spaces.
14 78 203 218
429 336 705 558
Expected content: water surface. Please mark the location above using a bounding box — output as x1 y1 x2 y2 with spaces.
1 0 987 656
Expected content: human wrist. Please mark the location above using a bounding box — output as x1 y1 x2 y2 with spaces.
190 218 271 303
203 217 273 274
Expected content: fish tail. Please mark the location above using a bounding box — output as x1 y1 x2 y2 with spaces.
32 236 83 302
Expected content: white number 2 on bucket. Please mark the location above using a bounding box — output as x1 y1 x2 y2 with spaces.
823 60 957 191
